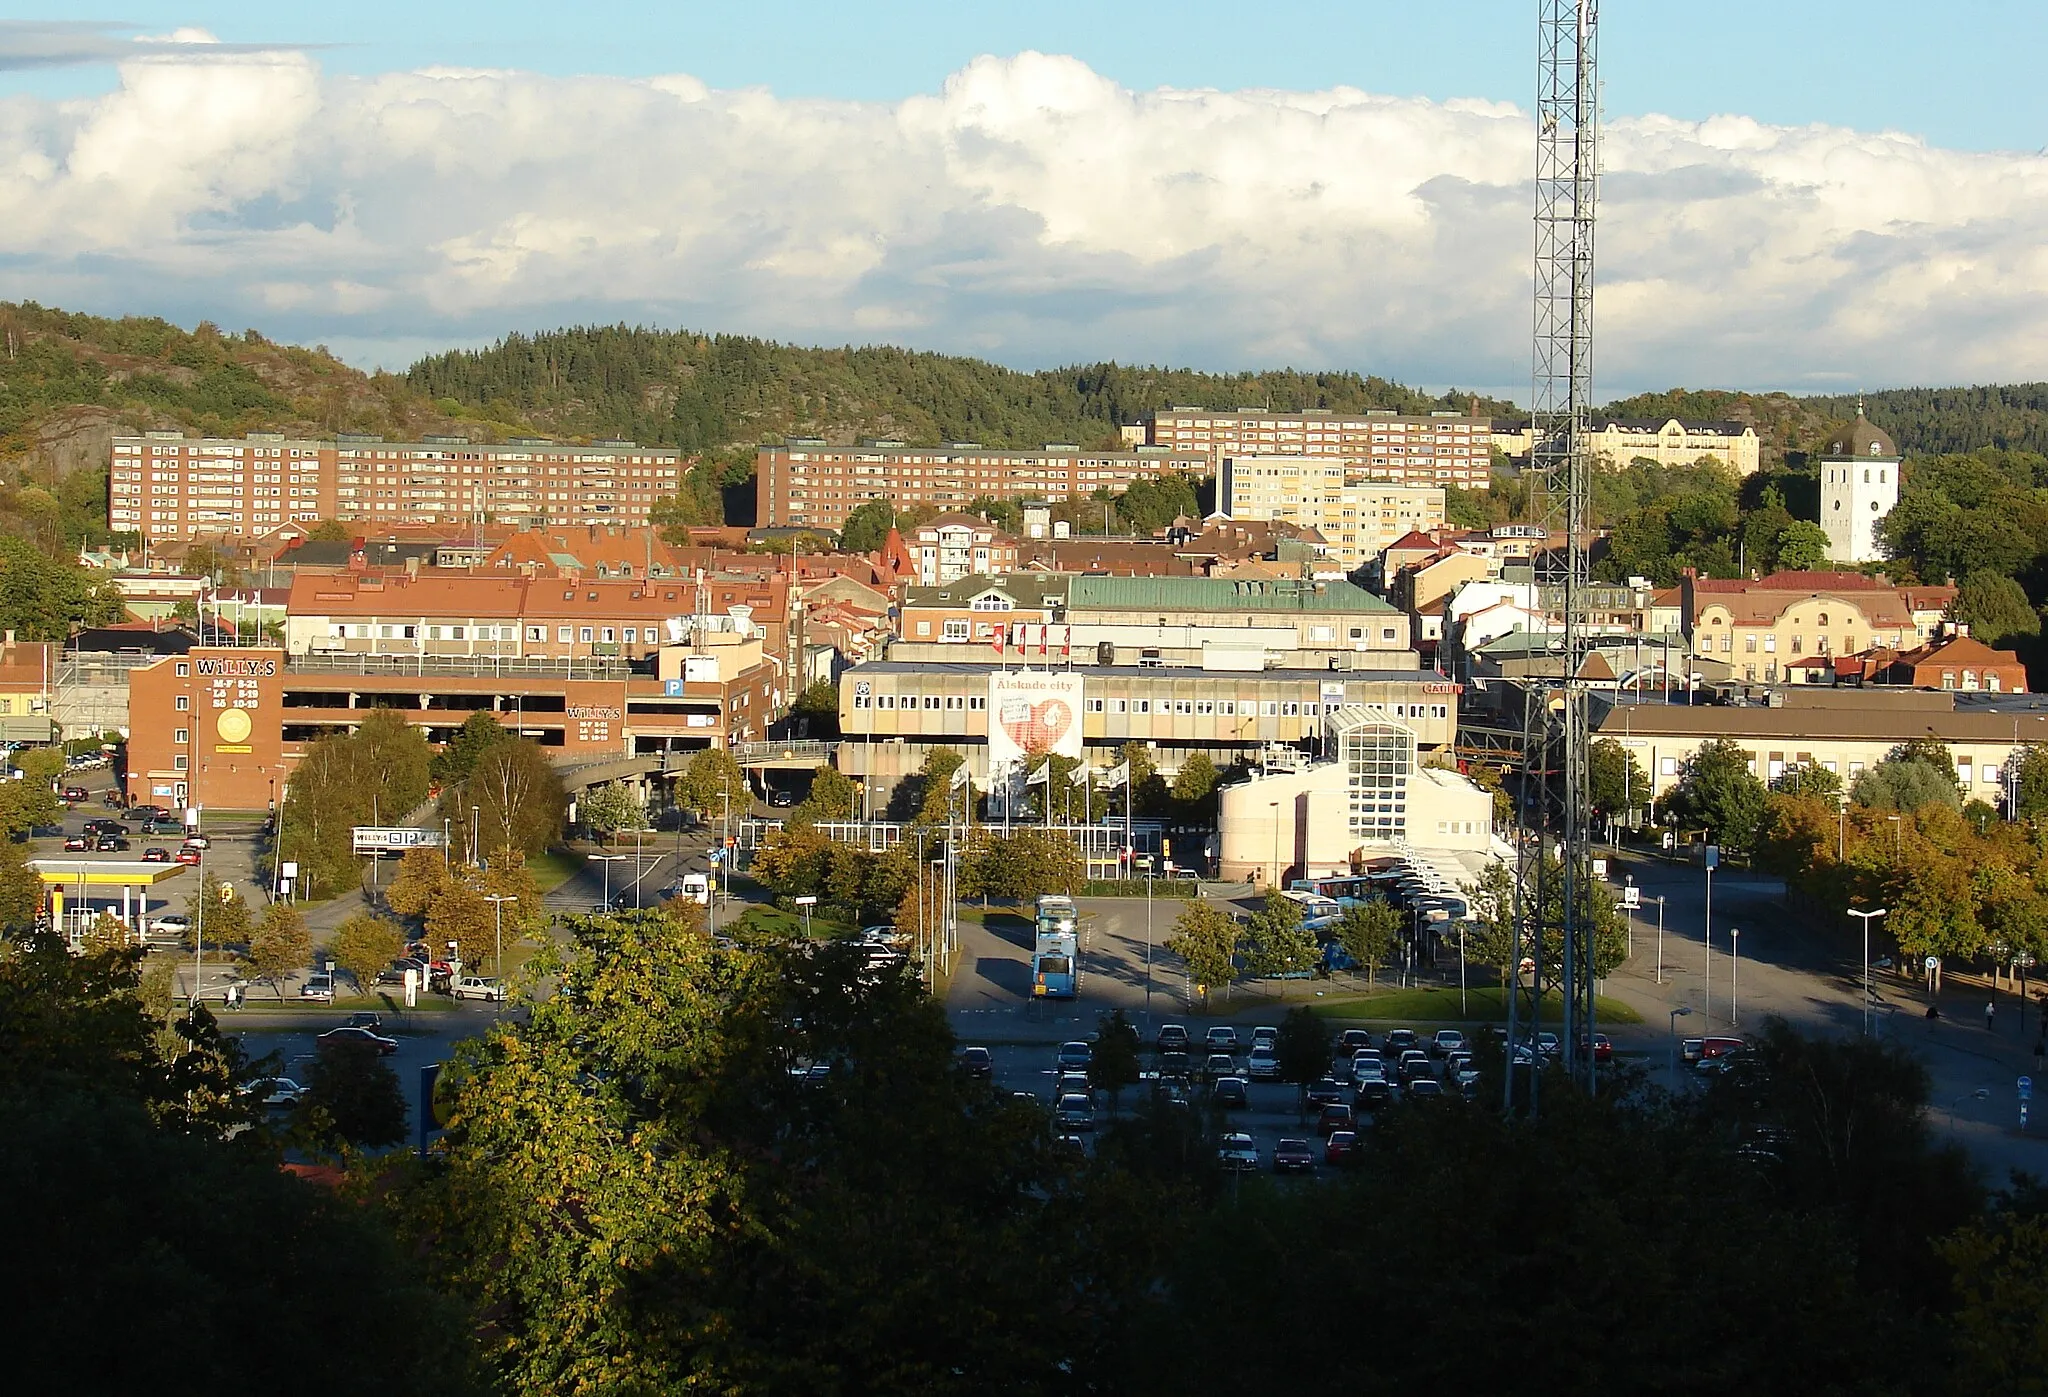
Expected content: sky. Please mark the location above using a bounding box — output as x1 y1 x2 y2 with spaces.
2 2 2046 399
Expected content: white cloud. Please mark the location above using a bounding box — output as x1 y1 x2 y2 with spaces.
4 43 2048 396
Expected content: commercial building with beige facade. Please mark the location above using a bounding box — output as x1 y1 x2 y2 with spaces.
1219 456 1445 572
1598 688 2046 813
1682 570 1954 686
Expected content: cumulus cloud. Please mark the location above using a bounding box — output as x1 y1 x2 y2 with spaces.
4 43 2047 395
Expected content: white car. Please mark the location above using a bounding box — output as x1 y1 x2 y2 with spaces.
298 973 333 1002
453 976 505 1002
249 1077 306 1108
1352 1052 1387 1084
1246 1045 1281 1080
152 913 191 936
1217 1133 1260 1171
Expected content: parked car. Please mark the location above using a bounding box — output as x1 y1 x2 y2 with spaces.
1216 1133 1259 1171
1272 1138 1315 1174
1246 1045 1281 1080
93 835 130 852
1432 1029 1467 1057
61 834 90 852
1250 1026 1279 1051
1156 1023 1190 1053
1056 1070 1091 1099
1210 1076 1250 1110
1700 1035 1746 1060
140 846 171 863
1157 1050 1191 1082
1398 1050 1433 1082
1204 1052 1239 1081
1204 1026 1241 1053
174 847 202 866
1406 1077 1447 1101
1057 1040 1092 1071
342 1012 383 1030
1317 1101 1356 1135
299 973 333 1002
1351 1051 1386 1084
1587 1032 1613 1064
1340 1028 1374 1055
1305 1077 1347 1110
453 976 505 1002
960 1046 993 1079
61 786 89 803
1383 1028 1420 1056
318 1024 398 1055
1680 1037 1706 1063
180 834 211 849
248 1077 305 1109
1536 1031 1561 1057
1354 1079 1394 1111
1055 1093 1095 1132
1324 1130 1360 1165
84 819 124 837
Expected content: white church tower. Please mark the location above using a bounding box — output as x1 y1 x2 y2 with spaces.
1820 402 1900 564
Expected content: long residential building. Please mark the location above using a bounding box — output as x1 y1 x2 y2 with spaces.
110 431 684 541
124 639 779 812
1144 408 1492 485
754 441 1207 532
1219 457 1445 572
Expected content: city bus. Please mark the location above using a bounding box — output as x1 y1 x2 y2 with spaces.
1033 894 1079 999
1288 874 1378 908
1278 889 1343 934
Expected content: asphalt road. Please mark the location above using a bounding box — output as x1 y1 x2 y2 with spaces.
228 1004 502 1144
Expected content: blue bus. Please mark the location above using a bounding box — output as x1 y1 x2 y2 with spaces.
1289 874 1378 908
1032 894 1079 998
1278 889 1342 934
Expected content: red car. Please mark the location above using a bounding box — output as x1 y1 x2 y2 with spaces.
174 847 202 866
1325 1130 1359 1164
141 847 171 863
1317 1102 1356 1136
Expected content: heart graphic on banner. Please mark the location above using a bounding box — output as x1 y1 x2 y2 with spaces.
999 697 1075 753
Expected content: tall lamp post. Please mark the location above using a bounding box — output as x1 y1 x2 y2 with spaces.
1703 849 1717 1025
482 893 517 997
1729 926 1740 1027
1848 906 1888 1037
719 782 733 901
1267 801 1280 887
1668 1004 1692 1081
1652 894 1667 986
592 853 628 911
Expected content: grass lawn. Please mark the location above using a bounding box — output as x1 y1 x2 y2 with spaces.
729 904 855 941
1304 984 1643 1026
527 848 581 894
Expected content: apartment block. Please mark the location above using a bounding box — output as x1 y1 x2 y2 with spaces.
110 432 684 541
1144 408 1492 485
1219 456 1445 573
754 441 1207 533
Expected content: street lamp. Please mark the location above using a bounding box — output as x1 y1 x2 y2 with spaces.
482 894 517 991
1848 907 1888 1037
1729 927 1740 1027
1268 800 1280 887
591 853 629 911
1652 894 1667 986
1668 1004 1692 1080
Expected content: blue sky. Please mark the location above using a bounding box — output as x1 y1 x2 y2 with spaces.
2 3 2046 393
8 1 2047 151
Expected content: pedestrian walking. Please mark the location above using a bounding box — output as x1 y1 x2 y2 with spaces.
1987 1000 1997 1031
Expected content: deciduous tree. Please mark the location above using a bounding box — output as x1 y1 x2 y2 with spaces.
331 913 404 994
241 901 311 1002
1166 900 1239 1002
1335 898 1402 986
1667 737 1769 848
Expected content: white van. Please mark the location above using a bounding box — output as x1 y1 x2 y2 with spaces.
678 872 712 906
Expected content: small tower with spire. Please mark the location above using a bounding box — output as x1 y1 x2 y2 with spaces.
1819 401 1900 564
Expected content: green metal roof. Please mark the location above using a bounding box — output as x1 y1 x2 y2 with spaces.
1066 574 1395 614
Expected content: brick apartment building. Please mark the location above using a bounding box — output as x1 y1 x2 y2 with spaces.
1219 457 1446 572
109 432 684 541
1144 408 1492 485
754 441 1207 532
125 640 779 812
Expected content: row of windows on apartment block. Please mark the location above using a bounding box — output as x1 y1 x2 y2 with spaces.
854 692 1448 719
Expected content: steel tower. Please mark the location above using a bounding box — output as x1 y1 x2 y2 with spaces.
1506 0 1601 1112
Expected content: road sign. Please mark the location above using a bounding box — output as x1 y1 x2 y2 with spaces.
1622 885 1641 909
1592 858 1608 878
352 827 447 852
794 895 818 906
1925 955 1941 973
1702 845 1719 870
2020 1076 2033 1102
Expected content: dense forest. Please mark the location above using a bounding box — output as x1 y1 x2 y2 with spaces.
404 325 1521 451
1603 384 2048 465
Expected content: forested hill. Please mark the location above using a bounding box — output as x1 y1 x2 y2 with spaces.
1601 384 2048 465
403 325 1521 451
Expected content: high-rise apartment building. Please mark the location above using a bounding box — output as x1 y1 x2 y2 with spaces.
1144 408 1492 485
109 432 684 541
754 441 1207 532
1219 457 1446 573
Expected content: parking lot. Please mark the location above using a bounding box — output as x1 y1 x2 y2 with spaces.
969 1024 1482 1175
